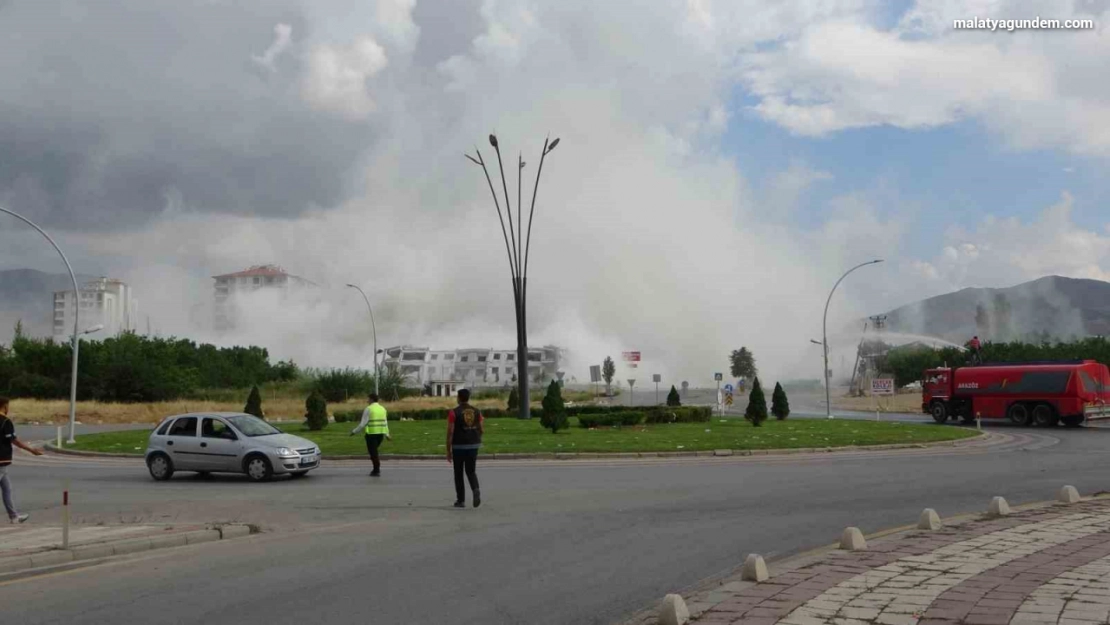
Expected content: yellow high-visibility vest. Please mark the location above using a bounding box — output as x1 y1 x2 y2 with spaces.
364 403 389 435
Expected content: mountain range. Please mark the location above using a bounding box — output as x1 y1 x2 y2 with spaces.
878 275 1110 344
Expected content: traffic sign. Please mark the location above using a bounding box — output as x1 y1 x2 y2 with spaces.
589 365 601 383
714 373 723 381
725 392 734 406
724 383 734 394
871 378 895 395
652 374 661 383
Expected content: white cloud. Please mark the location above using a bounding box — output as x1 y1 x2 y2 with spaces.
251 23 293 72
737 1 1110 155
302 37 388 119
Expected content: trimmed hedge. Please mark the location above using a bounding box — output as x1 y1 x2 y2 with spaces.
577 411 646 428
333 404 714 424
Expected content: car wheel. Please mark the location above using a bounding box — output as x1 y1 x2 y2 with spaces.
1032 404 1058 428
1008 403 1031 426
930 401 948 424
147 453 174 481
244 455 273 482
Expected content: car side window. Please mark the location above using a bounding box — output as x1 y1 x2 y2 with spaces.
202 418 237 440
156 420 173 436
168 417 197 437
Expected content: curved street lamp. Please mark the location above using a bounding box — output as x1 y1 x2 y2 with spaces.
822 259 884 419
466 134 559 419
345 284 379 396
0 206 82 443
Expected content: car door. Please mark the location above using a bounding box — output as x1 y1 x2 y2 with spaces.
199 416 243 472
165 416 202 470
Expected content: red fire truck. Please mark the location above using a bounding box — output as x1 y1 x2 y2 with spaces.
922 360 1110 427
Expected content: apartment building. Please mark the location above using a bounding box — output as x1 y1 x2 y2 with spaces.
382 345 562 394
52 277 137 338
213 265 317 332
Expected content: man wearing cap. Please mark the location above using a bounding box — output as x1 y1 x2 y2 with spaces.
349 393 390 476
446 388 483 508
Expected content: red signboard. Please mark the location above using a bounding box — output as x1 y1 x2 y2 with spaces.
622 351 641 361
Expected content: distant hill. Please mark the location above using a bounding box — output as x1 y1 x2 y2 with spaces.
0 268 96 341
878 276 1110 344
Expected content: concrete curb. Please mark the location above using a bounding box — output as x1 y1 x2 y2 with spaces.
45 429 988 462
619 493 1110 625
0 525 254 580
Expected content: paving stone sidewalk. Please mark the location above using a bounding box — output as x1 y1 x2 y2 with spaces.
628 496 1110 625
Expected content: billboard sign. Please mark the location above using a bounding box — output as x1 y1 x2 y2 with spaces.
589 365 601 383
622 351 641 369
871 378 895 395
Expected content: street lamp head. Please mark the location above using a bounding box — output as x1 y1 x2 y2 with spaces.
489 134 499 148
810 339 823 346
345 283 356 288
81 324 104 335
871 259 884 264
546 137 560 153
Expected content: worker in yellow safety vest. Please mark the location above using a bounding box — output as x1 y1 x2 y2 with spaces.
349 393 390 476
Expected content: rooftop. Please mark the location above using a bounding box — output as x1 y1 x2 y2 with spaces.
213 265 317 285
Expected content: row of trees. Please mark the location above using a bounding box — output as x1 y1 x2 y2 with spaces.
743 377 790 426
0 326 298 402
885 337 1110 388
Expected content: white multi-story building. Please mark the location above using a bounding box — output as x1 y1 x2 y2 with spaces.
52 277 137 338
381 345 563 396
213 265 317 332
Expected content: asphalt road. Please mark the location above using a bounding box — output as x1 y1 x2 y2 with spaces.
4 422 1110 625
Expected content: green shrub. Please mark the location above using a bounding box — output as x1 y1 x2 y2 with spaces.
243 385 264 419
304 391 329 431
644 406 712 424
312 368 374 403
771 382 790 420
577 411 645 428
507 386 520 412
666 385 681 406
540 380 568 434
6 372 60 399
333 409 362 423
744 377 768 427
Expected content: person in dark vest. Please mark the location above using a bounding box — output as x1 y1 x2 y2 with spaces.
446 388 483 508
1 397 44 524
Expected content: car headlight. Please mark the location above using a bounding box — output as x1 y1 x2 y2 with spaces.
276 447 297 458
314 447 321 455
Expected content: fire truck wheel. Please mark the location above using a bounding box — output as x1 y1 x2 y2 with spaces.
1031 404 1058 428
930 401 949 424
1007 403 1031 427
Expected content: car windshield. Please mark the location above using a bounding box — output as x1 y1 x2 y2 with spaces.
226 415 281 437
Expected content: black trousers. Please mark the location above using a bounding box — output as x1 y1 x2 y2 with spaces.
364 434 384 472
452 448 479 502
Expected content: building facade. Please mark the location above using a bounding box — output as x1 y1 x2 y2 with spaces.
52 277 137 338
381 345 563 394
213 265 317 332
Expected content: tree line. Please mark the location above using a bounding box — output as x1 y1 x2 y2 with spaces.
885 336 1110 388
0 325 298 402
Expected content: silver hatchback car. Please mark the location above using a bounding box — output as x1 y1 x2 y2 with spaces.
145 412 321 482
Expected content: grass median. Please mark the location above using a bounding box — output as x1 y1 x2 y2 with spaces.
66 418 978 456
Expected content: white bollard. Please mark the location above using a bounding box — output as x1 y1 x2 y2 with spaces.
742 554 769 582
62 479 70 549
988 496 1011 517
918 508 942 531
658 594 690 625
1058 486 1081 504
57 426 62 448
976 413 981 430
840 527 867 551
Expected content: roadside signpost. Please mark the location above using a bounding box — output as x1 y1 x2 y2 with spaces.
628 378 636 405
871 377 894 420
714 373 723 415
652 373 661 404
590 365 601 398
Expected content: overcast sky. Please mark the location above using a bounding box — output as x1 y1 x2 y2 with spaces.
0 0 1107 382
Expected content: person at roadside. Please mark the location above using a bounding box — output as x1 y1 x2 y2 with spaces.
1 397 44 524
969 336 983 364
446 388 483 509
349 393 390 477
